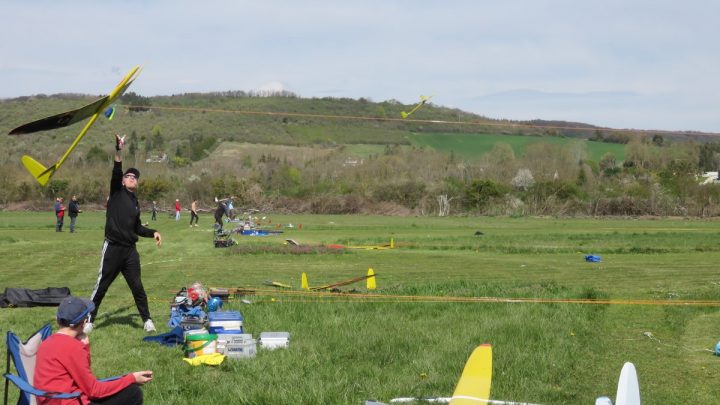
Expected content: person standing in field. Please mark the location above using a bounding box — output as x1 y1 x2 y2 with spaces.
190 199 199 227
214 197 227 231
86 134 162 334
174 199 181 221
151 201 157 221
55 197 66 232
226 198 235 220
68 195 82 233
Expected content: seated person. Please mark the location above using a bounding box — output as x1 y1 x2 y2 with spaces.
34 296 153 405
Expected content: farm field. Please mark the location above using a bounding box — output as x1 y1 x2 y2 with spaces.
1 212 719 404
408 132 627 162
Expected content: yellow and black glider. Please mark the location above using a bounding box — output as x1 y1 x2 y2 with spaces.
8 65 142 185
401 95 434 119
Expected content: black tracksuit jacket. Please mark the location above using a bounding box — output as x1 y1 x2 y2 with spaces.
106 161 156 245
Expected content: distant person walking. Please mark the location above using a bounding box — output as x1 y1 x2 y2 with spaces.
86 134 162 334
55 198 66 232
214 197 227 231
151 201 157 221
68 195 82 233
190 199 199 227
174 199 181 221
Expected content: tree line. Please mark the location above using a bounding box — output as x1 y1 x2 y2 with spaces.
3 137 720 218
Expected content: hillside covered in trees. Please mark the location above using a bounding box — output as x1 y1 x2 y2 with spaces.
2 91 720 217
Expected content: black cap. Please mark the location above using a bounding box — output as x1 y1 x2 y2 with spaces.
57 296 95 326
123 168 140 179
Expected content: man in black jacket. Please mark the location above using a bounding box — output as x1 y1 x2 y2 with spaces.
68 195 82 233
86 135 162 334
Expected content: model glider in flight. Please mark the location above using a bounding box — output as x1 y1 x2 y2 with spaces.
8 65 142 185
401 95 434 119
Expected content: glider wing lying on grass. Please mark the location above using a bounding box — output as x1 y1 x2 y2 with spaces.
8 65 142 186
302 269 376 291
367 344 496 405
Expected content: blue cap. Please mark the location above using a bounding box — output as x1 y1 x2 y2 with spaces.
57 296 95 326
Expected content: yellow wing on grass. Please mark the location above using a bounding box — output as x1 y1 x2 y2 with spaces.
450 344 493 405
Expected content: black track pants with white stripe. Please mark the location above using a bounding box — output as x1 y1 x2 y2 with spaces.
89 240 151 323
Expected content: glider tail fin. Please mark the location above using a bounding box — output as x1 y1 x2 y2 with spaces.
400 111 409 119
21 155 55 186
301 272 309 290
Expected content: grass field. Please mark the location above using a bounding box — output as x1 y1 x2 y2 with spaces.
2 212 720 404
408 132 627 163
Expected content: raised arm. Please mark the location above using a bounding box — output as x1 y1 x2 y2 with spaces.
110 135 124 195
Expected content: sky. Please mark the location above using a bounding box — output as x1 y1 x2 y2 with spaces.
2 0 719 133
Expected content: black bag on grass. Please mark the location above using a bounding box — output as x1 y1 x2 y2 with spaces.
0 287 71 308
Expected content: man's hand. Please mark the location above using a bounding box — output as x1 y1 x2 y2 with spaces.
153 232 162 247
132 371 153 384
115 134 126 151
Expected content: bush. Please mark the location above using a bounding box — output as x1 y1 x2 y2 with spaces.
463 180 508 210
372 180 427 209
139 177 173 201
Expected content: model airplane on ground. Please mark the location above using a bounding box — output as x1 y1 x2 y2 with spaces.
302 269 376 291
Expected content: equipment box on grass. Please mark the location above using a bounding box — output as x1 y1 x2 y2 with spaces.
208 311 243 334
224 338 257 359
216 333 253 355
259 332 290 350
180 316 206 331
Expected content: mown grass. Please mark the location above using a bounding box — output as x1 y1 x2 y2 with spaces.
1 212 720 404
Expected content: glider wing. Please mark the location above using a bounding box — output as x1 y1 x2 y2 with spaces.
308 272 377 291
12 65 142 185
449 344 492 405
9 96 109 135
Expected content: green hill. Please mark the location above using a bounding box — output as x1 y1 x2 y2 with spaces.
2 92 718 218
0 92 656 167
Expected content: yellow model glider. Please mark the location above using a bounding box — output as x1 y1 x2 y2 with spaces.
401 95 433 119
450 344 492 405
9 65 142 185
301 268 376 291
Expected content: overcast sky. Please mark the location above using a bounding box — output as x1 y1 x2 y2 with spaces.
2 0 719 132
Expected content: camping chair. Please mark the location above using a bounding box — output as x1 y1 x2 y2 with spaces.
4 324 81 405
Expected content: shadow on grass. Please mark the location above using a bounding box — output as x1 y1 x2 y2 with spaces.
96 305 141 328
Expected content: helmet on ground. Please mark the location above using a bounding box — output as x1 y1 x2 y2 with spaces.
207 296 223 312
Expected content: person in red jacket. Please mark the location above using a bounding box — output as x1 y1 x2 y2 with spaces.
34 296 153 405
174 199 181 221
55 198 66 232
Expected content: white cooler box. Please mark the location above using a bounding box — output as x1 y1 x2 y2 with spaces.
259 332 290 350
